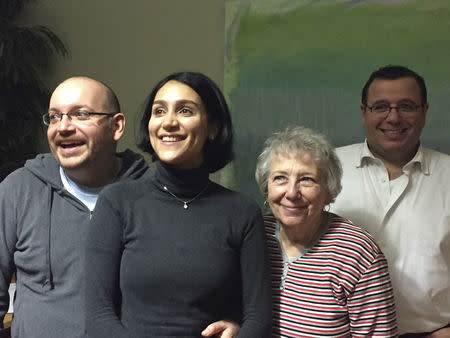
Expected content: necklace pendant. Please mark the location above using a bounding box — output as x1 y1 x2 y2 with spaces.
161 182 209 211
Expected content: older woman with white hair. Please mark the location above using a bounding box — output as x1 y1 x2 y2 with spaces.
255 126 397 337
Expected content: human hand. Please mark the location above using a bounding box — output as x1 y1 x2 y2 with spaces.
201 319 240 338
426 327 450 338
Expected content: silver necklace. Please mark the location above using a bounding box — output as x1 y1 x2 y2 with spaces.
162 182 209 209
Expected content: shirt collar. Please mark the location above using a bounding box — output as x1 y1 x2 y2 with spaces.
355 140 429 175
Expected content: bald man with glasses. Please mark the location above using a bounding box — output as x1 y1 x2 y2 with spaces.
0 76 148 337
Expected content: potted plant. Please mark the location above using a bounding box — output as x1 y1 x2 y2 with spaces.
0 0 67 181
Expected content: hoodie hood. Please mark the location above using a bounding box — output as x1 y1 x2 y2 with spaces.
25 153 63 189
24 149 148 188
115 149 148 182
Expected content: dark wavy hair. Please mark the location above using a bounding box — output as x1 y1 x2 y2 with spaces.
137 72 234 173
361 65 427 105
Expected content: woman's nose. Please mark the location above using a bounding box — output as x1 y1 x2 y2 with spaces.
285 182 300 200
162 112 179 129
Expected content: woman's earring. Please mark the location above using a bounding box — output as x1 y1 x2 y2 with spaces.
325 204 330 212
209 135 215 140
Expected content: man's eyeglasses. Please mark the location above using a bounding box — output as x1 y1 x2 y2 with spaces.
42 110 117 126
365 103 423 118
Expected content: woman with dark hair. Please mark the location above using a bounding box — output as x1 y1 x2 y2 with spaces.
137 71 234 172
85 72 272 337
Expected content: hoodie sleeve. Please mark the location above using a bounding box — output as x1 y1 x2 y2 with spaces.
0 176 18 327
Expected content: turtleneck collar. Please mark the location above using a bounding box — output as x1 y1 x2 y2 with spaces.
154 160 210 198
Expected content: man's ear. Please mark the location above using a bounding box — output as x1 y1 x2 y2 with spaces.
360 104 366 114
112 113 125 141
360 104 367 124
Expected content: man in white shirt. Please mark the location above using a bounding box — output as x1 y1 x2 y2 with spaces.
331 65 450 337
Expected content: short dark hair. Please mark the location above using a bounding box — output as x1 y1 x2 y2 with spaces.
361 65 427 105
137 72 234 173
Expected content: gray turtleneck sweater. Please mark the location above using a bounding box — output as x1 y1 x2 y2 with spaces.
85 161 272 338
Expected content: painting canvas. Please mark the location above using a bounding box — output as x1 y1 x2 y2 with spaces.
224 0 450 202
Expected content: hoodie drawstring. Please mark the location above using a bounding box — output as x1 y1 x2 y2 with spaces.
45 184 55 290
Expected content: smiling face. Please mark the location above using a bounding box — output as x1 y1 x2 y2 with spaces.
362 77 428 164
148 80 216 169
47 78 123 179
267 153 331 233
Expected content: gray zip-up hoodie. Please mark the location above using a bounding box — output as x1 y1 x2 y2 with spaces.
0 150 148 337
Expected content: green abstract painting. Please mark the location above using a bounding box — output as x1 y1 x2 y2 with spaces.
225 0 450 202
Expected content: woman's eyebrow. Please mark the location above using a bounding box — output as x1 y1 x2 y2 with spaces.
153 99 199 106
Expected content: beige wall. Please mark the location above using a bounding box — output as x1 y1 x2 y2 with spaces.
19 0 225 157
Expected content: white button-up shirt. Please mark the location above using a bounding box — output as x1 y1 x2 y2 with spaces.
330 142 450 334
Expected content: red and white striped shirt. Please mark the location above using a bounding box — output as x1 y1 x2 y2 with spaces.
265 213 397 337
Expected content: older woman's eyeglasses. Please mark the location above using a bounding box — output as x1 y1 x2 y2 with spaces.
365 102 423 118
42 110 116 126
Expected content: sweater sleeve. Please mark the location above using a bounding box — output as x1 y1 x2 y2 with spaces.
0 178 17 328
347 252 398 337
237 207 273 338
85 192 129 338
